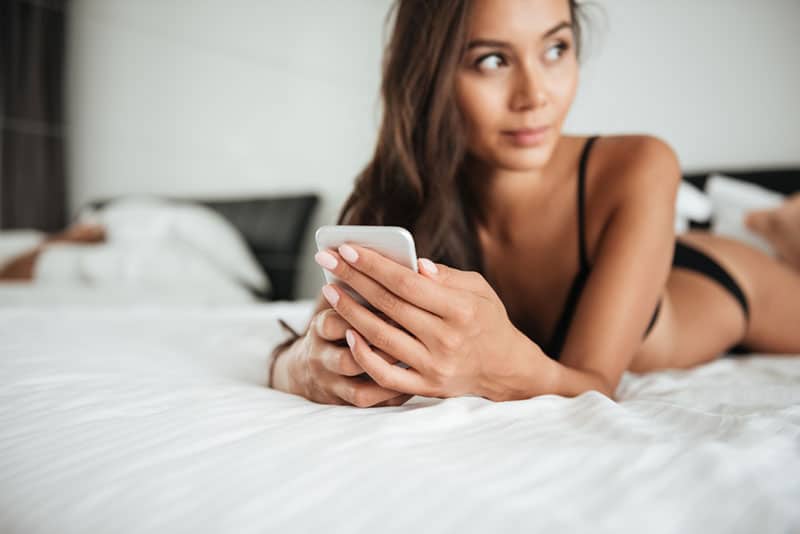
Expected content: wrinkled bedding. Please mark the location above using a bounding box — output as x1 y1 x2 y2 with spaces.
1 299 798 534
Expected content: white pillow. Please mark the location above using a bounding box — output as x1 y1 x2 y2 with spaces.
705 173 785 256
0 230 45 267
78 196 270 293
674 181 712 234
34 239 256 303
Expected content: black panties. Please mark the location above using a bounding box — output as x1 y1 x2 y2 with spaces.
672 240 752 355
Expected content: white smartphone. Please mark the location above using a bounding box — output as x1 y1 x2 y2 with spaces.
315 225 418 306
315 224 419 370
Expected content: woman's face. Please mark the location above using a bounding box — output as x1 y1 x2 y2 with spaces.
455 0 579 172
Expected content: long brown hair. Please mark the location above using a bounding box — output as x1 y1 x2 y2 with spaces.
336 0 585 275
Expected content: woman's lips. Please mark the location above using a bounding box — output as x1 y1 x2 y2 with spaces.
502 125 550 147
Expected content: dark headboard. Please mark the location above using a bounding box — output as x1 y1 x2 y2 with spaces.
682 167 799 230
81 194 319 301
683 168 799 195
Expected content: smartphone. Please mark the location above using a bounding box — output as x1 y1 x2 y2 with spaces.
315 225 418 370
315 223 418 291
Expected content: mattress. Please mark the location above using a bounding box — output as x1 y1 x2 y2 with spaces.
1 299 799 534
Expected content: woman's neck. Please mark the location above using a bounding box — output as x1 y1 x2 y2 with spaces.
465 137 570 244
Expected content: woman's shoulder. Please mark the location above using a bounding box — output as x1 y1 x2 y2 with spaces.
579 133 682 207
594 133 680 179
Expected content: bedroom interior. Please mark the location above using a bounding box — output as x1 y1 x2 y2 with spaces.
1 0 799 533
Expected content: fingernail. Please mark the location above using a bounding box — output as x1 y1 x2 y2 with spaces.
420 258 438 275
322 284 339 306
339 244 358 263
345 329 355 349
315 250 338 270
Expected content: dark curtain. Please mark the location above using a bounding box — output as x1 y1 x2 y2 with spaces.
0 0 68 231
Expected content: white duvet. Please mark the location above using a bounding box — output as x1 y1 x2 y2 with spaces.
1 299 799 534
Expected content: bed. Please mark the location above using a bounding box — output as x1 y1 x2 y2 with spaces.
1 175 798 533
1 300 798 533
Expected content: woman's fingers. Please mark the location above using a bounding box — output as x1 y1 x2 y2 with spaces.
346 328 429 396
313 309 410 376
373 393 414 407
308 308 417 407
318 263 446 348
324 284 427 371
418 258 488 294
329 374 414 408
317 246 470 325
314 308 350 341
316 344 364 377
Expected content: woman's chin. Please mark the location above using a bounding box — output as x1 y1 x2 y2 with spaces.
492 148 553 172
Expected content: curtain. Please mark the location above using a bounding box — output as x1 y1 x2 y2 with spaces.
0 0 68 231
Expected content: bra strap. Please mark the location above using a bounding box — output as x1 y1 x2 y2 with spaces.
577 136 599 270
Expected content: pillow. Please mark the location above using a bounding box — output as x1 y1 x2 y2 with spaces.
0 230 45 267
705 173 785 256
674 180 712 234
78 196 270 293
34 239 256 303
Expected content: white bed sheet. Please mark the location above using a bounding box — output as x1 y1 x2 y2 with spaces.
1 300 799 534
0 282 257 308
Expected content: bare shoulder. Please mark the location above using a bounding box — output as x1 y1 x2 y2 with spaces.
597 135 681 195
592 134 682 206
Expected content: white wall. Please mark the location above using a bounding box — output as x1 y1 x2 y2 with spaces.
67 0 395 299
564 0 800 170
67 0 800 300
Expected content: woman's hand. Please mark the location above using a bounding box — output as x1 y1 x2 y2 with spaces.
271 306 415 407
314 243 555 401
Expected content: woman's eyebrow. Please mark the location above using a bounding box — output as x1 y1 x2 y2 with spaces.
466 39 511 50
542 21 572 38
466 21 573 50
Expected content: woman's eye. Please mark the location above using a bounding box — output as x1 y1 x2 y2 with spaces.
544 42 568 62
475 53 506 72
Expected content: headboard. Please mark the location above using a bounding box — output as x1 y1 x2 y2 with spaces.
82 194 319 301
682 167 799 230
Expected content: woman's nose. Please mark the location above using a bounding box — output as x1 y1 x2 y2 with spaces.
510 66 547 111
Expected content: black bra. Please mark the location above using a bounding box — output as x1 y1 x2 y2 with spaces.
543 136 660 360
544 136 751 361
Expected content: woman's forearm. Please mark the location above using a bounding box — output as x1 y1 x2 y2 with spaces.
478 336 615 401
551 363 615 399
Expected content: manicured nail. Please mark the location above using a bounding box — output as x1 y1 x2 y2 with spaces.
315 250 338 270
339 244 358 263
420 258 438 275
345 329 355 349
322 284 339 306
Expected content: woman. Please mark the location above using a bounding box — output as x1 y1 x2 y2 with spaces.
268 0 800 406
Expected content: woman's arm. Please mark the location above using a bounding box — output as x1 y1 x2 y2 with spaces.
513 135 682 400
309 139 680 403
484 136 682 401
481 334 613 400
